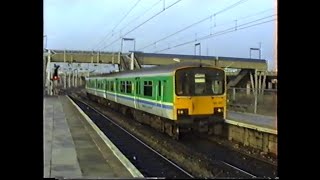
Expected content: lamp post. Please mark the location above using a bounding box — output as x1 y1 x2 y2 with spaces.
43 35 47 49
249 44 261 59
120 37 136 70
195 42 201 64
120 37 136 53
73 68 79 87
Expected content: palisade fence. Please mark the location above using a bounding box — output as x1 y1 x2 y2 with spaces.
227 87 277 117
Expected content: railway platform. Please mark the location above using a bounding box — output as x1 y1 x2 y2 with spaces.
227 111 277 130
44 95 143 179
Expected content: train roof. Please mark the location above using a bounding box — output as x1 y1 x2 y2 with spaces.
135 52 265 63
88 62 224 79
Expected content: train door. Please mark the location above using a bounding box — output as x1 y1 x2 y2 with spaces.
95 79 98 96
157 80 164 117
104 80 108 99
115 80 118 103
135 78 140 109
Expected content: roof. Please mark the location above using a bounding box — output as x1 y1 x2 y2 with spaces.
135 52 266 63
88 62 223 79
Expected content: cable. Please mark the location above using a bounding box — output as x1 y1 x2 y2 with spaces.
93 0 142 51
155 15 276 53
121 0 163 34
138 0 250 51
100 0 182 51
209 8 273 30
95 0 163 51
156 14 275 51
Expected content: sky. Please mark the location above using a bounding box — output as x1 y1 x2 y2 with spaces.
44 0 277 71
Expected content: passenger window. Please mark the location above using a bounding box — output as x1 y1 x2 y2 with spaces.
143 81 152 96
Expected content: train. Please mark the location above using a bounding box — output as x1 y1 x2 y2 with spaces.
85 62 226 139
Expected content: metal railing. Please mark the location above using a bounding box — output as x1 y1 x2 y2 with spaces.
227 87 277 117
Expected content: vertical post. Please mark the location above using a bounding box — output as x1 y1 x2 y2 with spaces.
68 72 71 88
75 70 78 87
64 50 66 63
262 72 267 95
130 52 134 70
249 72 254 93
259 42 262 59
232 88 236 101
254 69 258 114
195 43 201 64
64 73 66 89
246 82 250 95
118 51 121 71
43 55 45 96
47 50 52 95
72 70 74 87
112 52 114 65
120 38 123 53
258 71 262 94
97 51 99 63
44 35 47 49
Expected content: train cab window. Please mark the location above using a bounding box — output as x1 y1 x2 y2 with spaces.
143 81 152 97
212 80 223 94
176 73 192 96
195 73 206 95
176 68 225 96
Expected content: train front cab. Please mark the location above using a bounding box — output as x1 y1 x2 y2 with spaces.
173 66 226 133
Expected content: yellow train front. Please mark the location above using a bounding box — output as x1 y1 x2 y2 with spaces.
173 65 226 134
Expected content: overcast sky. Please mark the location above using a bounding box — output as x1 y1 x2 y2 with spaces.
44 0 277 71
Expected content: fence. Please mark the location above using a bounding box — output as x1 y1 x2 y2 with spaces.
227 87 277 117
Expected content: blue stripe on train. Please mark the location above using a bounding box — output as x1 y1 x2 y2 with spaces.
101 92 173 110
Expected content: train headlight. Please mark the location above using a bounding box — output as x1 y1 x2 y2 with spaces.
214 107 224 118
177 109 188 115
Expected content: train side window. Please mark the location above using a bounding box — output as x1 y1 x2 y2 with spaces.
143 81 152 97
136 80 140 95
110 81 114 91
126 81 132 94
158 81 161 97
120 81 125 93
162 80 166 98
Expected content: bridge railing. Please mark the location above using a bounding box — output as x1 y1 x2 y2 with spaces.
227 87 277 117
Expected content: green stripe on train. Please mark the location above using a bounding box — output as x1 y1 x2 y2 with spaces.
86 75 174 103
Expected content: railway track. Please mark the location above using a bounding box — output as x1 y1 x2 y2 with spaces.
70 92 277 178
179 133 277 178
69 95 193 179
